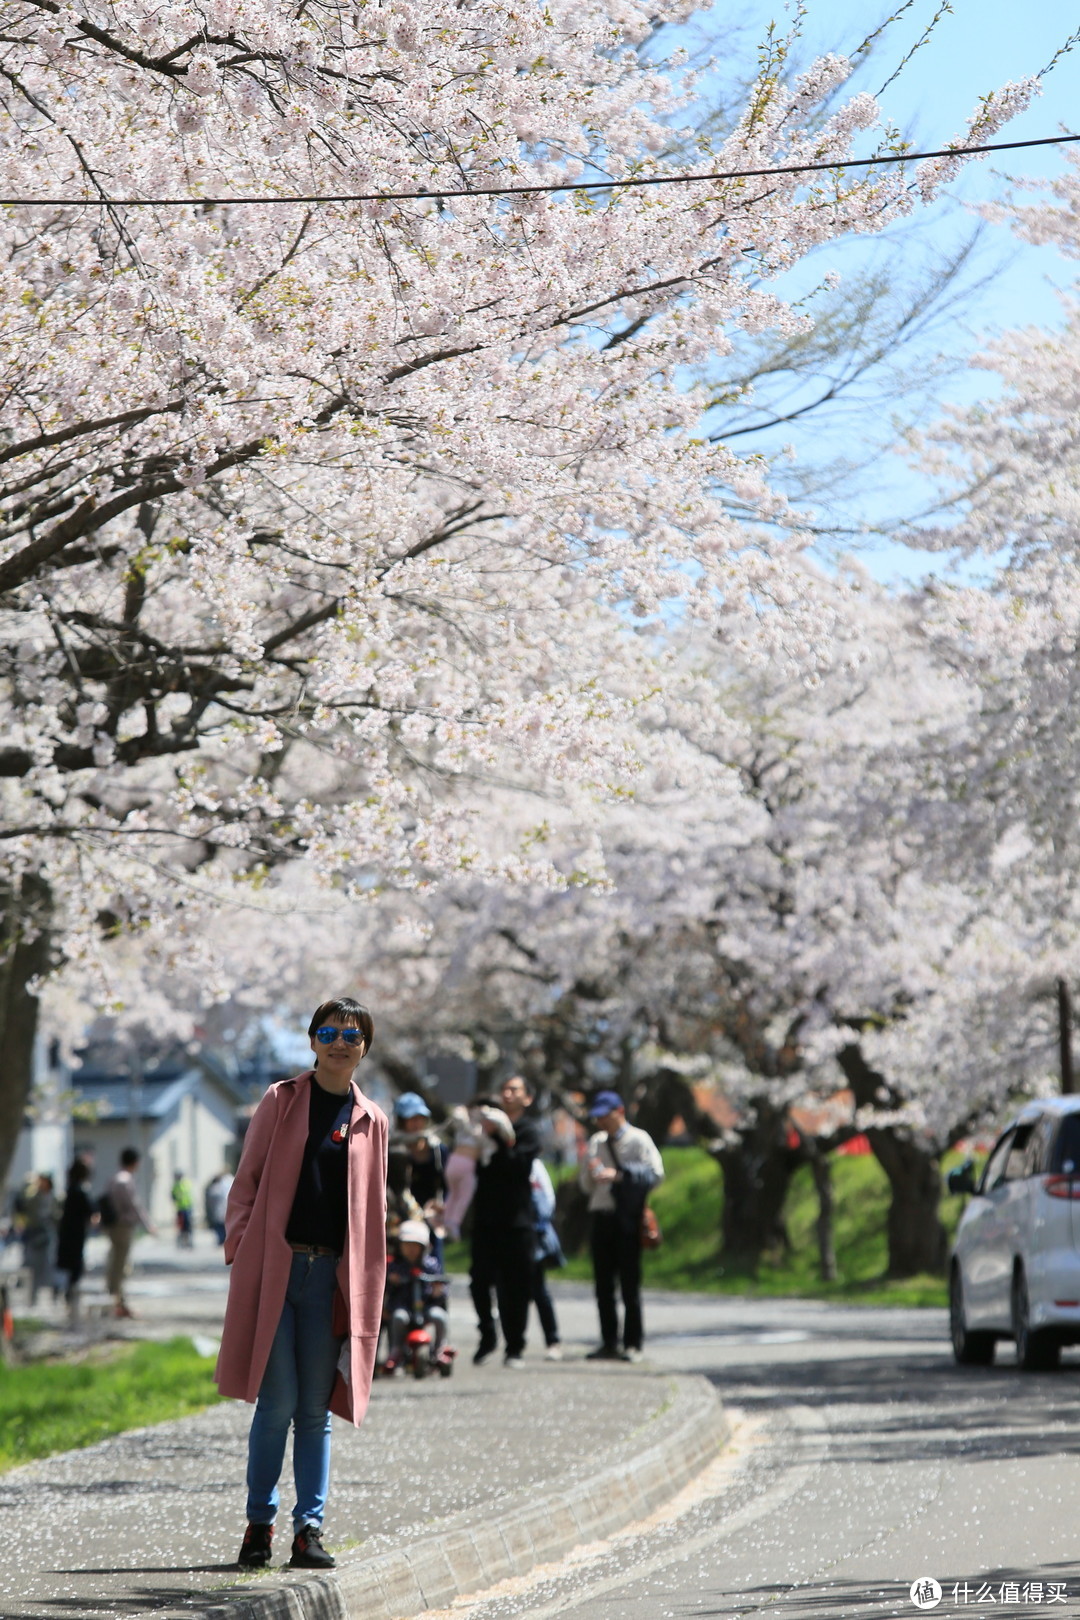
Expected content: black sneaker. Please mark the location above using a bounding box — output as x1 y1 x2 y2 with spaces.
290 1523 335 1569
237 1521 274 1568
585 1344 628 1361
472 1332 497 1366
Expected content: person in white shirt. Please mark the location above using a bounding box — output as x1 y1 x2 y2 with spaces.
579 1091 663 1362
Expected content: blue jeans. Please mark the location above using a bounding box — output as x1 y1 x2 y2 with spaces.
246 1252 342 1530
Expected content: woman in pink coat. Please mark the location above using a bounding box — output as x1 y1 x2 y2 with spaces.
215 997 388 1572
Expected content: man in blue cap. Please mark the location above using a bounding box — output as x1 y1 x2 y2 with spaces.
580 1091 664 1362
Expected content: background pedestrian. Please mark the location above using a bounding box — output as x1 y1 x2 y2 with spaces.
392 1093 447 1260
204 1169 233 1245
171 1171 194 1248
102 1147 157 1318
581 1092 663 1362
55 1157 95 1324
470 1076 540 1370
20 1173 58 1307
530 1154 563 1359
442 1096 516 1239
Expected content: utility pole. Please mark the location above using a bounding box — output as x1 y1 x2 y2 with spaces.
1059 978 1075 1095
128 1056 146 1194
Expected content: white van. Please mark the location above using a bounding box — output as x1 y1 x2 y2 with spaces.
949 1096 1080 1369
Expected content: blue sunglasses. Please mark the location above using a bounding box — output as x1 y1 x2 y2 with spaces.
314 1026 366 1047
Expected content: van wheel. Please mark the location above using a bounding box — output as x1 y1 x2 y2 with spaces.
1012 1268 1060 1371
950 1266 995 1365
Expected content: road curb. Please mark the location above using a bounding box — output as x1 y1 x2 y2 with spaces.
194 1372 729 1620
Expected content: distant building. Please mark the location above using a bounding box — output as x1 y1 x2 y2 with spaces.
421 1053 476 1108
69 1054 253 1228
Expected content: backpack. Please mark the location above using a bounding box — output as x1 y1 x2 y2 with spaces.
97 1188 118 1229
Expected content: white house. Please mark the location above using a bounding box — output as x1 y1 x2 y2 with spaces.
70 1057 251 1229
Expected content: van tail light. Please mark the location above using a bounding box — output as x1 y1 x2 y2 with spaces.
1044 1175 1080 1199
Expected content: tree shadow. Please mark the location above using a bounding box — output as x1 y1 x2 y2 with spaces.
43 1563 237 1576
693 1338 1080 1469
686 1560 1080 1617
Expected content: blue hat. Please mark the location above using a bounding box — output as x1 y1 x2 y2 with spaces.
395 1091 431 1121
589 1090 624 1119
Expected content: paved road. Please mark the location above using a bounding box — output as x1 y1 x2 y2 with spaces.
422 1290 1080 1620
10 1236 1080 1620
1 1237 672 1620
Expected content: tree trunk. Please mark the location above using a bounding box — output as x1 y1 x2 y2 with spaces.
0 874 53 1201
806 1139 838 1282
865 1126 947 1277
632 1067 715 1145
712 1097 800 1276
1060 978 1074 1095
835 1041 946 1279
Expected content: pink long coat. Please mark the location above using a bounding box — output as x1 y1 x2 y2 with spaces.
214 1070 388 1426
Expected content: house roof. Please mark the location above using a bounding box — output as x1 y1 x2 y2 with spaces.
72 1066 239 1123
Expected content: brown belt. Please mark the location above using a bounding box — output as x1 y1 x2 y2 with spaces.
289 1243 338 1258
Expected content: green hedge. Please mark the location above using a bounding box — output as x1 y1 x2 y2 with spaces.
446 1145 970 1306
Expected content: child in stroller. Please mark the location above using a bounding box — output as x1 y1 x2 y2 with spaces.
382 1219 454 1378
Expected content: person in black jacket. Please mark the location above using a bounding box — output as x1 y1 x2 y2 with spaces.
470 1076 541 1369
56 1157 95 1323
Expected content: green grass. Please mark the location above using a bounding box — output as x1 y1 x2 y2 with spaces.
446 1146 973 1308
0 1336 221 1471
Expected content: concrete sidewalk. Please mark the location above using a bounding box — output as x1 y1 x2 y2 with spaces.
0 1236 729 1620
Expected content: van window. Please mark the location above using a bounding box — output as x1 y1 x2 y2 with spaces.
981 1129 1016 1193
1051 1114 1080 1175
1024 1114 1053 1176
1003 1122 1034 1180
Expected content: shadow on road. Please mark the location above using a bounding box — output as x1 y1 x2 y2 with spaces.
697 1342 1080 1468
688 1560 1080 1619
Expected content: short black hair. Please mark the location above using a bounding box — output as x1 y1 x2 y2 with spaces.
120 1146 140 1168
308 997 374 1053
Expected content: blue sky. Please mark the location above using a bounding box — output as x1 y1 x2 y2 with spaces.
696 1 1080 582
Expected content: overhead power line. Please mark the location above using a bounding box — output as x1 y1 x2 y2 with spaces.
1 131 1078 208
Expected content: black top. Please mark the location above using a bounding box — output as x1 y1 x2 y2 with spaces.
472 1111 542 1230
56 1184 93 1275
406 1138 447 1209
285 1077 354 1253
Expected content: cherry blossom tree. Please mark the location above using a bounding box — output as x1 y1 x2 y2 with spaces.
627 576 1065 1275
91 558 1066 1278
887 145 1080 1130
0 0 1036 1191
322 571 1052 1278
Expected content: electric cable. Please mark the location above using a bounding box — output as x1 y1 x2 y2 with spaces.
0 131 1078 208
